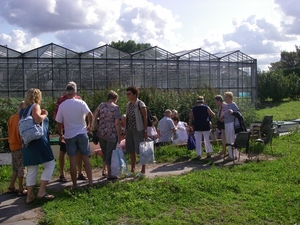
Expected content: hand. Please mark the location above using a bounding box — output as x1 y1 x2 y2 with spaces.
87 126 92 134
144 132 148 140
41 109 48 116
59 135 65 144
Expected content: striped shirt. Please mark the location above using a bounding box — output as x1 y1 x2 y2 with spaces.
224 102 239 124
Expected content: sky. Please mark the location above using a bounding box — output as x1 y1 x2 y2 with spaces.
0 0 299 70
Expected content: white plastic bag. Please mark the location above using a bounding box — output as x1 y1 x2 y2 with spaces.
111 148 127 177
139 141 155 165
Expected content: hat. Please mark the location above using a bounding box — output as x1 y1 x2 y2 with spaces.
196 96 204 103
66 81 77 94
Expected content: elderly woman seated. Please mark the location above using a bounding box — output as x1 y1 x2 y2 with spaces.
172 116 188 145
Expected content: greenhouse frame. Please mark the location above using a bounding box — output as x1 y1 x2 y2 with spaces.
0 43 257 102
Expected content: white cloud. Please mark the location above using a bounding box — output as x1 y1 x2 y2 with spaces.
0 30 41 52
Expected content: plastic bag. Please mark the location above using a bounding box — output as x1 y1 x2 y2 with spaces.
139 141 155 165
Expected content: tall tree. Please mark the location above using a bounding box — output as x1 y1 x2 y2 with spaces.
269 45 300 71
110 40 152 53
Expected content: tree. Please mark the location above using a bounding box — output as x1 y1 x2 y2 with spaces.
110 40 152 53
268 45 300 71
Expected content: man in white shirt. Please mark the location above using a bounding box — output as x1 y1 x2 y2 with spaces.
157 109 177 146
55 82 94 188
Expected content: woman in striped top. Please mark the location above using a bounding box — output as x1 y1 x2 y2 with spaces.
224 92 240 160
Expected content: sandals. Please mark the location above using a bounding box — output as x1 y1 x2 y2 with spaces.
7 187 18 194
37 193 55 200
77 173 88 180
59 175 68 183
18 189 28 196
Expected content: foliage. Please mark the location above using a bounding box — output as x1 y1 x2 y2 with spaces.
110 40 152 53
269 45 300 71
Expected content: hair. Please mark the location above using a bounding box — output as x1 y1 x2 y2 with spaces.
107 90 118 100
126 86 139 96
152 116 158 123
224 92 234 100
214 95 223 102
24 88 42 108
66 81 77 93
164 109 172 116
18 101 24 110
172 115 179 123
171 109 178 115
196 95 204 103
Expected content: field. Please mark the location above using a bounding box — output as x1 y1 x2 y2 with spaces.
0 101 300 224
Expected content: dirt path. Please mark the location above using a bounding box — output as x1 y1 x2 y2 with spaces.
0 153 250 225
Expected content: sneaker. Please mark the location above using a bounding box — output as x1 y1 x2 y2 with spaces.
135 172 145 178
125 172 134 178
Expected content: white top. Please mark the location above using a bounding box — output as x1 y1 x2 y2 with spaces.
55 98 91 139
173 121 188 144
147 126 158 137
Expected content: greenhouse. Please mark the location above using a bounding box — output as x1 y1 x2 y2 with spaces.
0 43 257 102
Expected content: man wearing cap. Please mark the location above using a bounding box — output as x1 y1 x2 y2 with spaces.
55 81 94 188
53 82 87 183
156 109 177 146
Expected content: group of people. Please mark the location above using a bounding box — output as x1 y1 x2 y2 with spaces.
7 80 242 204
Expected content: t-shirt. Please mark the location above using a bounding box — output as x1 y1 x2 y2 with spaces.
55 98 91 139
157 116 176 143
8 113 22 151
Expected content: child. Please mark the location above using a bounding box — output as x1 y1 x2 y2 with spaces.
7 101 27 196
147 116 159 143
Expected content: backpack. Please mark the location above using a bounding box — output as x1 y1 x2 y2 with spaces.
18 104 44 146
138 101 154 127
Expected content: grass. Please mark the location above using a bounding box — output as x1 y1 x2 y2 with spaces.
1 101 300 224
37 132 300 225
256 100 300 121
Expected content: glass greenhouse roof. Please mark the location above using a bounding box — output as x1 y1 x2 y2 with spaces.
23 43 79 58
214 50 255 62
81 45 130 59
131 46 177 60
174 48 219 61
0 45 22 57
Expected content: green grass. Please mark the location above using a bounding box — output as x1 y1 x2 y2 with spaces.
256 100 300 121
37 132 300 225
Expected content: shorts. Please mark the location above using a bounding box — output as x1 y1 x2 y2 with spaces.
11 149 25 177
65 133 90 157
99 138 117 165
125 128 144 154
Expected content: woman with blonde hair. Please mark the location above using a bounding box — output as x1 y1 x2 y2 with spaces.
224 91 240 160
21 88 55 204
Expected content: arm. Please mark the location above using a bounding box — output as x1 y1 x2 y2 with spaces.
32 104 47 124
92 108 99 131
114 118 121 143
86 111 93 134
188 111 194 127
140 106 148 139
207 106 215 118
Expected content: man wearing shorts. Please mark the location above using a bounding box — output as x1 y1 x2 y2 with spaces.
53 87 87 182
55 81 93 188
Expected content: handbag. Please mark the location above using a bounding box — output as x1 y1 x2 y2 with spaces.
187 134 196 150
139 140 155 165
111 146 127 176
18 104 44 146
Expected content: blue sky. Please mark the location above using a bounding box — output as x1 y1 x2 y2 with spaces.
0 0 299 70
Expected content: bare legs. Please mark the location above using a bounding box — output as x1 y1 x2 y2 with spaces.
130 153 146 174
